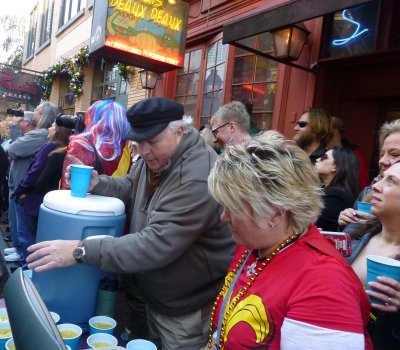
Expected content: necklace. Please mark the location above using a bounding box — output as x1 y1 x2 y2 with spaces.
207 231 301 350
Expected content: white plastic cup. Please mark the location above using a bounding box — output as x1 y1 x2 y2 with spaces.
70 164 93 197
126 339 157 350
49 311 60 324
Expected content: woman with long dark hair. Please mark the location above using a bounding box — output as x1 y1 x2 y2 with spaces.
315 147 360 231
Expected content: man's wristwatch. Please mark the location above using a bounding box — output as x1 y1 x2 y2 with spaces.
72 240 85 263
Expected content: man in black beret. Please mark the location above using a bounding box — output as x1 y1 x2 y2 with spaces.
27 97 234 350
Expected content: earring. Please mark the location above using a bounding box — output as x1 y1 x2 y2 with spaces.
269 223 275 228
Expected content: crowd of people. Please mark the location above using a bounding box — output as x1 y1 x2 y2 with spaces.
1 97 399 349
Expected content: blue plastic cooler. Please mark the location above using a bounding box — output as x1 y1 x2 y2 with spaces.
32 190 126 331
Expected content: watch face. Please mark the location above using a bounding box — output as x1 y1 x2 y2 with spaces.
73 247 84 262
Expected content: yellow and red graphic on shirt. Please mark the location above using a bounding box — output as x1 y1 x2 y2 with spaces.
223 293 270 345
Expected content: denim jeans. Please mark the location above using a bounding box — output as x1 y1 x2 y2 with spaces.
8 191 20 251
14 200 36 262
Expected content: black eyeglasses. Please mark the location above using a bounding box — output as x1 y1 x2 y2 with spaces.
211 122 230 137
320 153 329 161
297 120 308 128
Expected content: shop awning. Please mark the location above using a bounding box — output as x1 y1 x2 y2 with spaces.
223 0 374 44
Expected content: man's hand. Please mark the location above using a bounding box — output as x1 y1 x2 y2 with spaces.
26 240 80 272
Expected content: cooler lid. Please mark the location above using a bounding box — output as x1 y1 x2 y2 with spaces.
43 190 125 216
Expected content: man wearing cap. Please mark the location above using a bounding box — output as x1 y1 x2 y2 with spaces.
6 102 58 263
27 97 235 350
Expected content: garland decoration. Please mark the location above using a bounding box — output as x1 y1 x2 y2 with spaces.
117 63 135 82
41 45 134 100
41 46 90 100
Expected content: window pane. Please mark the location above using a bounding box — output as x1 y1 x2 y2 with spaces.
231 85 252 102
204 69 214 93
103 83 116 99
184 96 197 116
217 40 227 64
236 36 256 55
176 75 187 96
207 42 217 68
252 83 275 112
71 0 79 17
252 113 272 131
254 56 277 82
189 49 202 73
187 72 200 95
211 90 222 115
63 1 71 24
215 64 224 91
233 56 254 84
202 92 212 116
183 52 189 73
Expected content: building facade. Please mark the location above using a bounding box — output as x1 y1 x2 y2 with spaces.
22 0 400 179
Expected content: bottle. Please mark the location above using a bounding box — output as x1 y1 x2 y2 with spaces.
95 277 118 318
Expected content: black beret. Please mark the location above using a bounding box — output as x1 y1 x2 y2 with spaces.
126 97 184 142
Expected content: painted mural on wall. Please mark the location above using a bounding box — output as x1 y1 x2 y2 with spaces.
90 0 189 73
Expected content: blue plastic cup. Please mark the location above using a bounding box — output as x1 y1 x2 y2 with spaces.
70 165 93 198
126 339 157 350
88 315 116 335
366 255 400 304
57 323 82 350
87 333 118 348
355 201 372 214
0 322 12 350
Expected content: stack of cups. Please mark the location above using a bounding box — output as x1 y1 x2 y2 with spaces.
87 316 118 349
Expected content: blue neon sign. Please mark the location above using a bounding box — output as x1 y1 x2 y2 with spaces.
332 9 369 46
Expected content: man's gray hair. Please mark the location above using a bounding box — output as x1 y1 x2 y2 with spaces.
208 130 323 231
211 101 250 133
36 102 59 129
169 115 193 135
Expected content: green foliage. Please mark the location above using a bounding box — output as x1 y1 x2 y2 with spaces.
41 46 90 100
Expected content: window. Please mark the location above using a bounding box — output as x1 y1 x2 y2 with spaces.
39 0 54 46
92 61 130 107
60 0 84 28
26 6 38 59
175 49 202 119
201 40 226 126
175 36 227 127
231 32 278 132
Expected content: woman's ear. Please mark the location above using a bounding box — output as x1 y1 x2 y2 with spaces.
331 164 337 173
268 208 286 228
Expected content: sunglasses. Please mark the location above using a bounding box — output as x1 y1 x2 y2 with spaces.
296 120 308 128
211 122 230 137
319 153 329 161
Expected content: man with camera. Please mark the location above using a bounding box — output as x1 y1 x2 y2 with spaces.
5 102 58 264
27 97 235 350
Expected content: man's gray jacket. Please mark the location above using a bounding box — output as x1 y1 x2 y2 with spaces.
85 129 234 316
7 129 49 190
